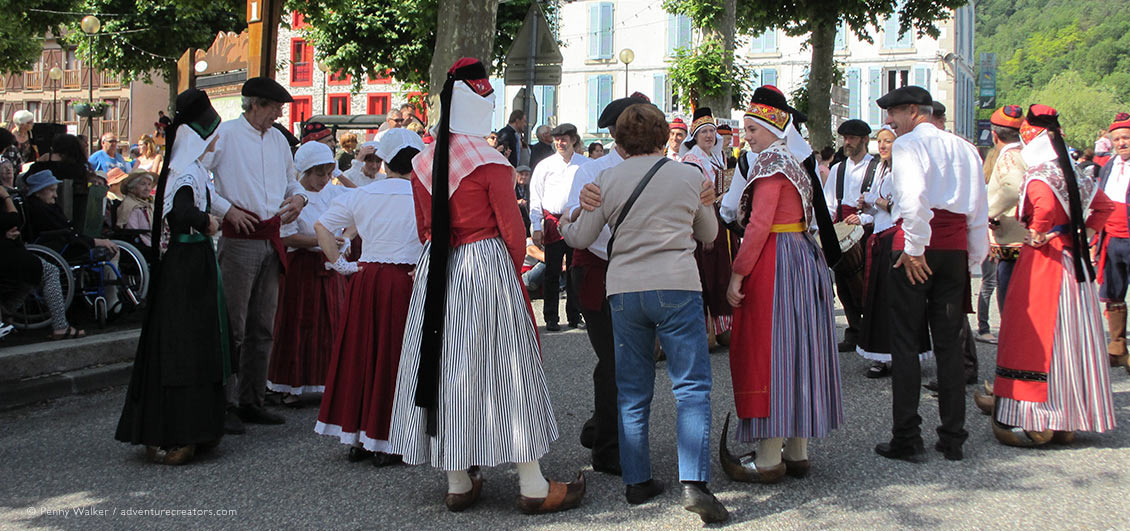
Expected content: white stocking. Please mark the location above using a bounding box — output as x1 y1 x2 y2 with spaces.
755 438 784 468
447 470 472 495
517 461 549 498
783 437 808 461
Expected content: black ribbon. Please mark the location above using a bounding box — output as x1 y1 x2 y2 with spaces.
803 154 843 267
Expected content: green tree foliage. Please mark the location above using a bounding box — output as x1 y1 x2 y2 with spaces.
668 39 752 110
976 0 1130 129
293 0 553 93
1020 71 1123 149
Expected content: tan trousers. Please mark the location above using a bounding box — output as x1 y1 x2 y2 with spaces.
218 238 281 409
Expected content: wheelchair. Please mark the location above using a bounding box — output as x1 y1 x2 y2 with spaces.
2 186 150 330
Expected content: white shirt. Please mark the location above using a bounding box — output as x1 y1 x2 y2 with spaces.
720 151 755 224
564 148 623 260
823 153 874 219
280 183 349 251
204 115 304 220
342 159 386 188
317 178 423 265
1103 156 1130 203
891 122 988 273
861 163 895 231
529 152 589 231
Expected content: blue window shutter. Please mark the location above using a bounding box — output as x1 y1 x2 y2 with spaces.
592 77 601 133
835 22 847 51
653 73 667 112
765 29 777 52
544 86 556 125
883 13 899 48
667 15 677 56
912 64 930 92
600 3 614 59
847 68 861 119
750 31 764 54
762 68 778 87
599 75 614 127
679 15 692 49
588 5 600 59
868 67 882 128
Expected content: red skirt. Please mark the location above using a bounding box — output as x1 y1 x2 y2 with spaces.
267 250 345 394
315 262 414 450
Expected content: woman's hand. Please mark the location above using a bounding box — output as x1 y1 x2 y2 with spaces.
204 215 220 236
94 238 120 256
726 273 745 308
5 227 19 240
1025 229 1048 248
700 179 715 206
580 183 602 211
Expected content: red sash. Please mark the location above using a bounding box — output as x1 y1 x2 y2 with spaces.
835 205 859 223
572 248 607 312
222 207 288 271
542 212 564 245
892 209 968 252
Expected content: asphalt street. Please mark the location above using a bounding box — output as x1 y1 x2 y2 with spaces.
3 277 1130 530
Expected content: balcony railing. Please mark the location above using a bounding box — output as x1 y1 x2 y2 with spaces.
24 71 42 90
63 69 80 89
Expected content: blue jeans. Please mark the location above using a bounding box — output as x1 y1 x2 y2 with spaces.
997 258 1016 314
977 256 998 334
609 290 712 485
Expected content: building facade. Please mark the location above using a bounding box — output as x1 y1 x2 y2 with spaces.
0 34 169 145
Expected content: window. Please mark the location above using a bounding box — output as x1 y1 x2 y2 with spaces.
292 12 307 29
667 14 692 56
846 68 861 119
328 70 350 85
290 96 312 132
834 22 848 51
328 94 350 115
588 2 614 60
884 68 910 94
883 3 912 49
868 67 882 128
760 68 778 87
366 94 390 135
912 64 931 92
587 74 613 133
367 69 392 84
25 101 41 121
290 39 313 86
64 48 78 70
538 85 557 128
749 28 777 54
652 74 667 112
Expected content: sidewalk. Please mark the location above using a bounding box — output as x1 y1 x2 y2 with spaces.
0 329 139 410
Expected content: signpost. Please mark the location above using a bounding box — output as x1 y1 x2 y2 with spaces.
504 2 562 165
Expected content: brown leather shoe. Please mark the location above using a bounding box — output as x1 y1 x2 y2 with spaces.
515 472 586 515
782 458 810 479
992 420 1052 447
1050 431 1076 445
146 445 196 465
973 382 995 416
719 413 787 483
444 467 483 512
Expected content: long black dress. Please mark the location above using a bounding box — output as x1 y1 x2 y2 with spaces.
115 186 230 449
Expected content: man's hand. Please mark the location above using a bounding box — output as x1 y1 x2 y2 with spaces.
726 273 745 307
357 144 375 160
94 238 120 256
580 183 602 211
844 214 862 225
277 195 306 225
204 215 220 236
517 198 528 209
700 179 715 206
223 207 258 235
893 252 932 285
532 230 543 248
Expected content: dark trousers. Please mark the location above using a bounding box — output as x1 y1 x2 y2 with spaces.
543 240 581 325
889 250 969 449
572 267 619 467
996 258 1016 313
976 256 997 334
834 240 867 345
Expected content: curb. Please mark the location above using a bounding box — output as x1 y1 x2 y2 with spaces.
0 361 133 410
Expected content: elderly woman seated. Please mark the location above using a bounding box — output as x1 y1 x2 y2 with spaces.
116 171 155 247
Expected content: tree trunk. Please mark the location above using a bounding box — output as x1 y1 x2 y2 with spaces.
806 16 837 151
698 0 736 114
426 0 502 122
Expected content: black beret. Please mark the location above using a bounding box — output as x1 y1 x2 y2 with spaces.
931 100 947 116
598 96 649 129
174 88 221 140
242 76 294 103
837 119 871 137
876 86 932 109
550 123 578 138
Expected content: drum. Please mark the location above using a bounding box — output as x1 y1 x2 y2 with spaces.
833 222 866 276
834 222 864 253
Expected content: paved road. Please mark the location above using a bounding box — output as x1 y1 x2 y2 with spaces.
3 280 1130 530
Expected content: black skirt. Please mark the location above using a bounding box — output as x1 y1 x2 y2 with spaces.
115 237 229 448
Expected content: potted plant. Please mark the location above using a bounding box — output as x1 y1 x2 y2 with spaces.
73 101 109 118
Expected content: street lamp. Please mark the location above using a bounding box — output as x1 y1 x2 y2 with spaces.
81 15 101 153
316 61 330 115
619 48 635 98
48 67 63 122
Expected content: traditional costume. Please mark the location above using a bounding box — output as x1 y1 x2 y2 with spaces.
115 89 229 465
387 58 583 514
266 142 349 398
992 105 1117 446
823 119 875 350
874 86 987 462
985 105 1028 320
856 126 933 369
314 129 424 464
680 108 737 339
722 92 843 483
1096 112 1130 371
529 123 588 330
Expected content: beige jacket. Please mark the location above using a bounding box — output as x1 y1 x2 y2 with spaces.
987 144 1027 248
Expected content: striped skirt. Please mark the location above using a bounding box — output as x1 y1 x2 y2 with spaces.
388 237 559 470
737 232 844 441
996 251 1116 433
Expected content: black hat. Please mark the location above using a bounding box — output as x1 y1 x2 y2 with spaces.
598 95 650 129
749 85 807 124
241 76 294 103
876 86 932 109
174 88 221 139
692 107 714 121
931 100 947 117
837 119 871 138
550 123 578 138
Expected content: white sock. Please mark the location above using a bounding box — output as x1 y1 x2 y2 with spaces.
783 437 808 461
447 470 472 495
754 438 784 469
517 461 549 498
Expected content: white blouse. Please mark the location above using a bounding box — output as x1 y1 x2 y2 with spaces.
317 178 423 265
280 183 349 251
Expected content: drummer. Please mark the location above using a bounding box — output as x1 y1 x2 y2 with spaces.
823 119 875 352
